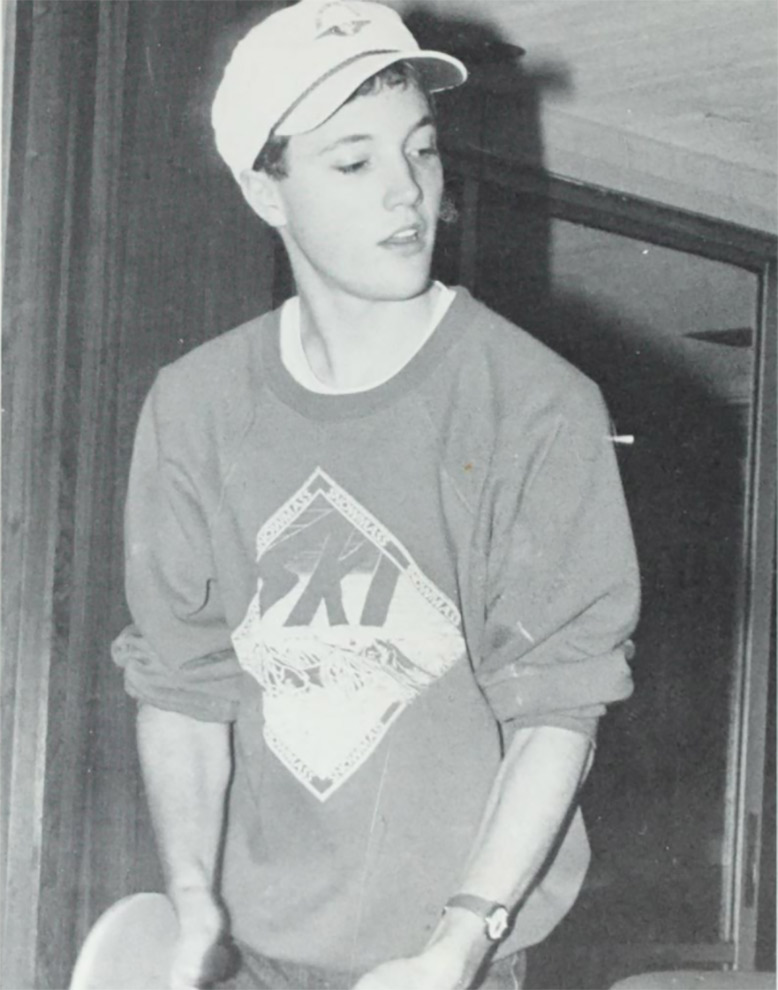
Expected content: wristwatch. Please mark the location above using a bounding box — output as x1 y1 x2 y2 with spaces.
444 893 510 942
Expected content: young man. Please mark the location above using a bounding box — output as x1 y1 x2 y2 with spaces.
112 2 640 988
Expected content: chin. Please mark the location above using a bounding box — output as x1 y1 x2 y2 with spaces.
369 262 435 301
369 279 432 302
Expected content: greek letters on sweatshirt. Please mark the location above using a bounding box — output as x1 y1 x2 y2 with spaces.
113 286 640 973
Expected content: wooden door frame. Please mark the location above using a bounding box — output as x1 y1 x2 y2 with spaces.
2 5 130 988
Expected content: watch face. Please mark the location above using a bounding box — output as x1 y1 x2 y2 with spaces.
485 906 509 940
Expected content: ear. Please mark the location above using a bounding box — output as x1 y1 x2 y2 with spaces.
239 169 287 227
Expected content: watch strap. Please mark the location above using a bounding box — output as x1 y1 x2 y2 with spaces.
444 894 510 941
445 893 501 917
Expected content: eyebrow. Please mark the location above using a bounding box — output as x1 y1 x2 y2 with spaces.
316 113 436 156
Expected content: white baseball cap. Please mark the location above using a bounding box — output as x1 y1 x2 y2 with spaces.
211 0 468 181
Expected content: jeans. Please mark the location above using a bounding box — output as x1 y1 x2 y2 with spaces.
218 944 526 989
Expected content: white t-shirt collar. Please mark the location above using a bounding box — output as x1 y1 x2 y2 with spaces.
279 282 456 395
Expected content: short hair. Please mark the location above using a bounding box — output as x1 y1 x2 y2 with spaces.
253 60 431 178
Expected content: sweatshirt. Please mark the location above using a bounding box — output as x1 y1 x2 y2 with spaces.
113 286 640 974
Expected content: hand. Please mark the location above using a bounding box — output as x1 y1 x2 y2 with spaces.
351 942 472 990
168 886 232 990
353 903 494 990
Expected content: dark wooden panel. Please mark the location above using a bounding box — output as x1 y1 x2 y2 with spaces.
2 5 100 986
2 3 280 987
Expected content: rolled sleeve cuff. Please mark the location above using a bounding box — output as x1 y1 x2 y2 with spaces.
112 625 242 723
500 705 603 745
479 645 634 731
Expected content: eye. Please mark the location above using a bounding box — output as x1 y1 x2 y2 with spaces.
409 144 439 161
335 159 370 174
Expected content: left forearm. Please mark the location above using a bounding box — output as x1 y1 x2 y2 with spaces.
461 724 592 903
427 725 593 977
353 726 593 990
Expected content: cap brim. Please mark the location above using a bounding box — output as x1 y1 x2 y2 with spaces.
275 50 467 137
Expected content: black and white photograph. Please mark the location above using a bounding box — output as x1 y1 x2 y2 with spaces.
2 2 776 989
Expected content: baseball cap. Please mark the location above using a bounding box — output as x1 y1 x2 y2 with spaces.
211 0 468 181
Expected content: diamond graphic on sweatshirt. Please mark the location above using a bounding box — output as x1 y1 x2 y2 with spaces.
231 468 465 801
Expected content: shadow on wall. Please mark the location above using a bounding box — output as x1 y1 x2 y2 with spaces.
448 178 754 989
403 1 571 298
513 291 752 990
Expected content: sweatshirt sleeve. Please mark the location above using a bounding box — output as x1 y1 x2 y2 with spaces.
474 383 640 741
112 372 243 722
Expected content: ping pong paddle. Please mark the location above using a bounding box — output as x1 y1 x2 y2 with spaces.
69 892 178 990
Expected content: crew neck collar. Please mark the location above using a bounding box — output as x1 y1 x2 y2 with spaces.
281 282 456 395
262 285 473 421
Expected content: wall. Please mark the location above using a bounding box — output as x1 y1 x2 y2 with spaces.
393 0 778 233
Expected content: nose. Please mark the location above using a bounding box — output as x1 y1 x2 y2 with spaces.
383 155 422 210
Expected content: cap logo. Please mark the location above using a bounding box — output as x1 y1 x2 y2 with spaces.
315 1 371 39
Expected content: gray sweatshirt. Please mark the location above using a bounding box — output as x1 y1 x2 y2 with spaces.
113 286 640 973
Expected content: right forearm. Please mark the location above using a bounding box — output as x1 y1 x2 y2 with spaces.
136 703 232 898
137 703 233 987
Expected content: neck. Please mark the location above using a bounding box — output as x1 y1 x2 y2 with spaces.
295 277 439 390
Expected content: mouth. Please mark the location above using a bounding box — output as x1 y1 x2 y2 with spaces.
379 222 427 250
